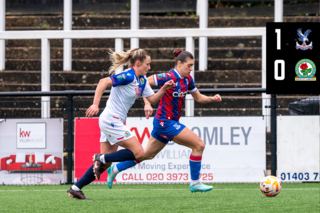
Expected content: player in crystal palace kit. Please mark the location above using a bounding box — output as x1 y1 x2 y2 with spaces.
67 48 174 200
106 49 222 193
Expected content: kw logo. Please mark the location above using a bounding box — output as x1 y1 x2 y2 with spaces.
130 127 151 144
19 128 31 137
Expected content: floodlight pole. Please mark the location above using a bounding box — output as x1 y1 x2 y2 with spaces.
0 0 5 71
185 37 195 116
199 0 208 71
63 0 72 71
131 0 139 49
270 94 277 176
41 38 50 118
115 38 124 74
269 0 283 177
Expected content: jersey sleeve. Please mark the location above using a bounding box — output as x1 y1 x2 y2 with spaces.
142 78 155 98
188 76 198 93
153 72 174 86
110 72 134 87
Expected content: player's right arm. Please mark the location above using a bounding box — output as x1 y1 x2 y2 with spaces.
86 77 113 118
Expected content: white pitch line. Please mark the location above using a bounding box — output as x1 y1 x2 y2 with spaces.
0 188 318 192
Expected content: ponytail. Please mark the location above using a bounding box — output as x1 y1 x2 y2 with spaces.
108 48 149 75
173 48 194 65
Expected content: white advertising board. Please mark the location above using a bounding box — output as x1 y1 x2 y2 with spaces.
277 116 319 182
0 119 64 185
114 116 266 183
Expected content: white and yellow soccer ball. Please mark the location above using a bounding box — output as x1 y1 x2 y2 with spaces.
260 176 282 197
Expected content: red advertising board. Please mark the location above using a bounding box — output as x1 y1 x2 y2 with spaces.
74 118 109 182
74 117 149 183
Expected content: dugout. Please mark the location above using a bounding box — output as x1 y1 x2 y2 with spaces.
288 97 320 115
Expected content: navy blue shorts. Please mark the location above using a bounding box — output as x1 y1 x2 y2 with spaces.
151 117 186 144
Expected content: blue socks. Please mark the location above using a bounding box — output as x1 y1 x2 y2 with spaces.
189 155 202 180
116 159 141 172
74 165 106 189
104 149 136 163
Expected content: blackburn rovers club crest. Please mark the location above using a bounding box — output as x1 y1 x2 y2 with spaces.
140 78 145 84
295 59 316 81
296 28 313 50
124 131 131 137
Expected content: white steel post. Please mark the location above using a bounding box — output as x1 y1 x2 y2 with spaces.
199 0 208 71
274 0 283 22
262 35 270 131
41 38 50 118
63 0 72 71
130 0 139 49
0 0 5 71
186 37 195 117
115 38 124 74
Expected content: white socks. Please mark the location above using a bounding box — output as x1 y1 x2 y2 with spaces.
190 180 199 186
112 164 119 175
71 185 81 191
100 155 106 164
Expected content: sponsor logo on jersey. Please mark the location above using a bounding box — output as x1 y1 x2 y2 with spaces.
296 28 313 50
116 74 126 81
127 73 132 76
140 78 145 84
173 89 187 97
295 59 316 81
157 73 166 79
125 131 131 137
134 87 142 98
173 123 181 130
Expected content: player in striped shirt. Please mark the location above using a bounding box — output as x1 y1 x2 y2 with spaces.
67 48 174 200
107 49 222 193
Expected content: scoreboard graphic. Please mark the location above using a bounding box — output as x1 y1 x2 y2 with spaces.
266 23 320 94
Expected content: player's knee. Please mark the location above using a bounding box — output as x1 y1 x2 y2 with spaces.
144 153 156 160
134 149 145 160
194 140 205 152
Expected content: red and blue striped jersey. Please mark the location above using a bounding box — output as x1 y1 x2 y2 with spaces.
153 68 198 121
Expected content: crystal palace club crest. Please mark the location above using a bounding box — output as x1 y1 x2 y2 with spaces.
296 28 313 50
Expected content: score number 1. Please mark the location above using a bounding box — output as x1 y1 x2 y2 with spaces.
274 29 285 80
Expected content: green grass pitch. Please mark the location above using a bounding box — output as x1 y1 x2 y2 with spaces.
0 183 319 213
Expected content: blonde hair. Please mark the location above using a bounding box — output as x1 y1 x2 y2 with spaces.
108 48 149 75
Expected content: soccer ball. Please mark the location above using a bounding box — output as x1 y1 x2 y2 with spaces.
260 176 282 197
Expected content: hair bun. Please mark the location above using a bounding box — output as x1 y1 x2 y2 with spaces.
174 50 182 57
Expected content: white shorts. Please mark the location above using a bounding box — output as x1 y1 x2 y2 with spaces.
99 115 134 145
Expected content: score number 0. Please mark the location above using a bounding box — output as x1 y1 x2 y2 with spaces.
274 29 285 80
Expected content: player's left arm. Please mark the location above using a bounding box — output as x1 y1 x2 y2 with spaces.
191 91 222 104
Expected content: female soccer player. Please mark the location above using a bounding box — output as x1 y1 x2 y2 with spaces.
106 49 222 193
67 48 174 199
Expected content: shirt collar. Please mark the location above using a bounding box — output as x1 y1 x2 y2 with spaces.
131 67 139 81
174 68 184 79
